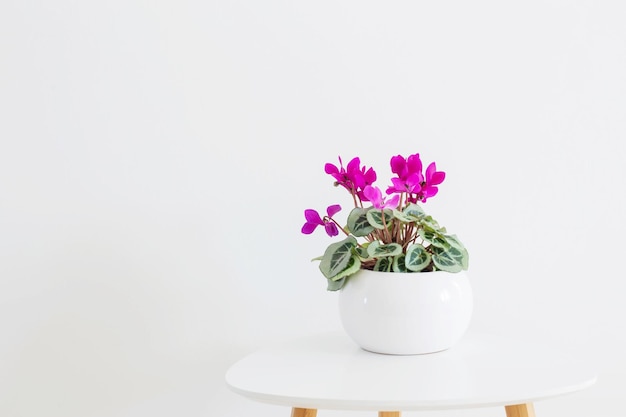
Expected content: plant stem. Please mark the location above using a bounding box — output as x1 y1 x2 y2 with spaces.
329 218 350 237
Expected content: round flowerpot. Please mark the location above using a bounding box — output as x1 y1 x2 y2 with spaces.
338 269 473 355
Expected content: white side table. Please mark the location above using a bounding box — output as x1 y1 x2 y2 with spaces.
225 331 596 417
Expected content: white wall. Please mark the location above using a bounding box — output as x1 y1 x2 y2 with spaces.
1 1 625 416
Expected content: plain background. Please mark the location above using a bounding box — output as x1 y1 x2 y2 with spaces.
1 1 625 416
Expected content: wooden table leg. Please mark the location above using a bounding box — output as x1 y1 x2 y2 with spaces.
379 412 401 417
291 407 317 417
505 403 535 417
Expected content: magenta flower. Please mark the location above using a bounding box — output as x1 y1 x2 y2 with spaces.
419 162 446 202
386 154 445 203
390 154 423 181
386 153 424 195
301 204 342 236
388 173 422 194
325 156 376 201
363 186 400 210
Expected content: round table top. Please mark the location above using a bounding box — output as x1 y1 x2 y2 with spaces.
225 331 597 411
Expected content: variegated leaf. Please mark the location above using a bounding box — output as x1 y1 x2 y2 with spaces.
421 215 441 230
355 245 370 260
347 207 375 237
392 209 413 223
326 277 345 291
405 244 431 272
330 255 361 281
392 254 409 272
403 203 426 219
444 234 465 250
431 246 463 272
366 209 393 230
319 236 357 279
418 227 448 248
367 241 402 258
373 257 393 272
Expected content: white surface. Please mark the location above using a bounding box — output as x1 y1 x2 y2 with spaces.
226 331 597 411
339 270 473 354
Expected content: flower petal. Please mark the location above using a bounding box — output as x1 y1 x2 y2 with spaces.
304 209 323 225
346 157 361 173
363 185 382 204
431 171 445 185
425 162 445 185
407 154 422 175
384 194 400 209
389 155 406 175
423 186 439 199
406 173 423 190
363 167 377 185
326 204 342 217
389 177 405 192
301 222 318 234
325 222 339 237
324 163 339 175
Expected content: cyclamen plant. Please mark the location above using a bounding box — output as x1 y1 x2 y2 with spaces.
302 153 469 291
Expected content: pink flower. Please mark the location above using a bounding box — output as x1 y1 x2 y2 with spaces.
419 162 446 202
388 173 422 194
386 153 424 195
301 204 342 237
363 186 400 210
325 156 376 201
386 154 445 203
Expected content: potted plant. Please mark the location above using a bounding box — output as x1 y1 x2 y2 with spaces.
301 153 472 354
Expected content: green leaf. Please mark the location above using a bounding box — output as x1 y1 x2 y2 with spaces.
444 235 468 269
326 277 346 291
329 255 361 281
347 207 374 237
319 236 357 279
366 209 393 230
392 203 426 223
354 245 370 260
392 254 410 272
367 241 402 258
392 209 413 223
445 234 465 250
421 215 441 231
403 203 426 219
405 244 432 272
418 227 448 248
461 247 469 270
431 246 463 272
373 257 393 272
433 235 469 270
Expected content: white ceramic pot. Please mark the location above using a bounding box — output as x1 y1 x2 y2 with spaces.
338 269 473 355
